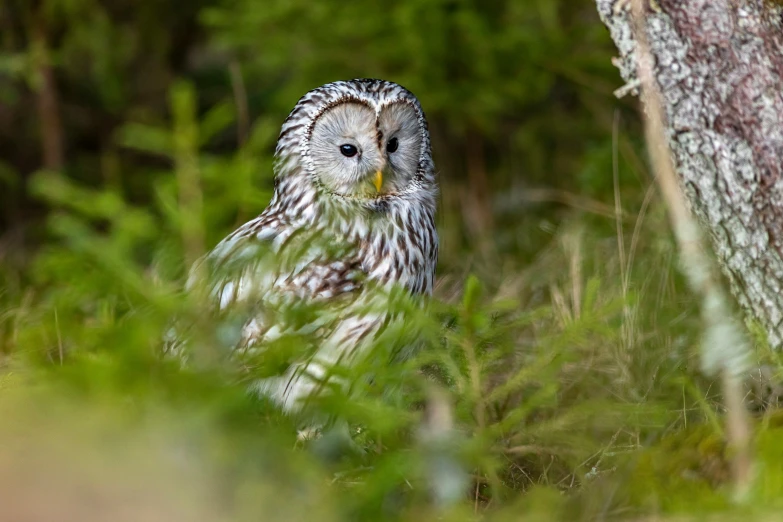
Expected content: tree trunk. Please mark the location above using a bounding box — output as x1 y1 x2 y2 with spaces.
596 0 783 347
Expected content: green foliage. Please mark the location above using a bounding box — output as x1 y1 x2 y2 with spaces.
0 0 778 520
0 126 721 520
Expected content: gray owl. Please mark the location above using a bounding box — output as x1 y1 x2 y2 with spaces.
185 79 439 412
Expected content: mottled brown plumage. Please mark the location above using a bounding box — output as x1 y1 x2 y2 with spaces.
188 79 438 411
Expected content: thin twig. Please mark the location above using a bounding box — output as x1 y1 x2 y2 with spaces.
229 60 250 147
518 187 629 220
54 308 63 365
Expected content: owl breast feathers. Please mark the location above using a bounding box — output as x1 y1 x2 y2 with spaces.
186 79 438 412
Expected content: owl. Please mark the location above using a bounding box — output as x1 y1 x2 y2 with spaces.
185 79 439 412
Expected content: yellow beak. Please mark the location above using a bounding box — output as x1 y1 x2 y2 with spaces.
373 171 383 192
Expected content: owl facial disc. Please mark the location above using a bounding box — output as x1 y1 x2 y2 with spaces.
306 98 425 200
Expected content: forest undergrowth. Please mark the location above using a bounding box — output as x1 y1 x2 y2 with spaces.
2 116 782 520
1 3 782 513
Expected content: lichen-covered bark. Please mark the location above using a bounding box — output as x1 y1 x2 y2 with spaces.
597 0 783 347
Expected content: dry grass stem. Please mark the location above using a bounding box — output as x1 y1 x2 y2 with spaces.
629 0 753 497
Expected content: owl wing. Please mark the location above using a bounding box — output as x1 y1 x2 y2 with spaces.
186 213 288 312
180 210 389 411
185 209 367 347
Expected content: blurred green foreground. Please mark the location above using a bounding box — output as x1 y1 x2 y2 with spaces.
3 0 783 520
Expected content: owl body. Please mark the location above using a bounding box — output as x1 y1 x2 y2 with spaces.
191 79 438 411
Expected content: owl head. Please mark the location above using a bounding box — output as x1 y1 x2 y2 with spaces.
273 79 436 214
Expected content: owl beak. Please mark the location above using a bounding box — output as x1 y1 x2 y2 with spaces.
373 171 383 192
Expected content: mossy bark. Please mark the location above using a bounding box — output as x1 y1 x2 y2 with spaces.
597 0 783 347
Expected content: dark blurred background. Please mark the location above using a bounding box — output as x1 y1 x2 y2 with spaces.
0 0 646 272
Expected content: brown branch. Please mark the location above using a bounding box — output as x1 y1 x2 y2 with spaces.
464 129 494 256
31 16 64 170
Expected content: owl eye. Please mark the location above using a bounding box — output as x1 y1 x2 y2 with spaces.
340 144 358 157
386 137 399 153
